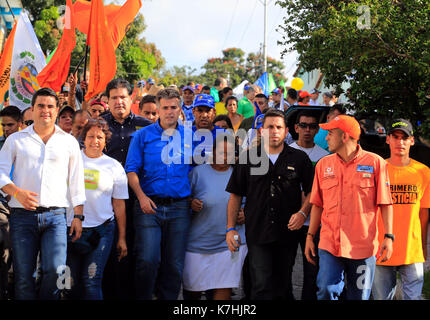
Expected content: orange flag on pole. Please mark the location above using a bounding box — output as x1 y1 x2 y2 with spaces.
36 0 76 92
109 0 142 48
0 21 17 104
73 0 142 48
74 0 120 35
84 0 117 101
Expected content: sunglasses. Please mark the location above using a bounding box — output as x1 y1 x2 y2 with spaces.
143 111 158 116
24 120 34 126
297 123 319 129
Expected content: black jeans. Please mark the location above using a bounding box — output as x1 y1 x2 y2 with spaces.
247 238 298 300
290 226 320 300
102 191 136 300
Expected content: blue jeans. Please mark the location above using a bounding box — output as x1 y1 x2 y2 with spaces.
10 208 67 300
66 220 115 300
317 249 376 300
134 199 190 300
372 263 424 300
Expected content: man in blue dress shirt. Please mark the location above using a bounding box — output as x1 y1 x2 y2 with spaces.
125 88 192 300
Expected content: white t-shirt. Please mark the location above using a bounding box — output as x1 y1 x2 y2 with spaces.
289 142 329 166
289 142 329 226
268 153 280 165
67 151 129 228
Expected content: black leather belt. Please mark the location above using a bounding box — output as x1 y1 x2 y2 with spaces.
149 196 189 207
34 206 62 214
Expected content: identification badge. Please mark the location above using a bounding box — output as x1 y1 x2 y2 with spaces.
357 165 374 173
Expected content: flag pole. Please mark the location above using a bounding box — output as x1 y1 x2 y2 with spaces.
5 0 16 21
72 54 86 75
82 44 89 96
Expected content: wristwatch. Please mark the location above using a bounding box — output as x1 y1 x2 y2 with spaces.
384 233 395 242
73 214 85 221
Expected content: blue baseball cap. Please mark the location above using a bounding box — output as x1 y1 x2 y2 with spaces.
147 78 155 84
272 88 281 94
193 94 215 109
182 85 195 93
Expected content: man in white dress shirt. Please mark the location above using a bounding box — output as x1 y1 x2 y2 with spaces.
0 87 86 300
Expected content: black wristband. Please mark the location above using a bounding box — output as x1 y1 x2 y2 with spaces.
74 215 85 221
384 233 395 242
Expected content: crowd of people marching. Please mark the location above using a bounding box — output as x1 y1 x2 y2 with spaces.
0 74 428 301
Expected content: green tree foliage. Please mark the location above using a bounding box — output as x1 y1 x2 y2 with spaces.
198 48 287 88
115 14 165 82
156 66 199 87
277 0 430 139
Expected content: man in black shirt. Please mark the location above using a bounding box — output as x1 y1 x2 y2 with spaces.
102 79 152 167
226 109 314 299
101 79 151 299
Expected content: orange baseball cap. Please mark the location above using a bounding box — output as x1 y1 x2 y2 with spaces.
319 115 361 140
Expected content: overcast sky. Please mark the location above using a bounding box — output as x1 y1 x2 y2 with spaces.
132 0 299 80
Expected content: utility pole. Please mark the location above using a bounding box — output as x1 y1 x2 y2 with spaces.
263 0 267 73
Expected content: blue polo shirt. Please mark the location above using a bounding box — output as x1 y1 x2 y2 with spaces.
102 112 152 167
125 120 192 198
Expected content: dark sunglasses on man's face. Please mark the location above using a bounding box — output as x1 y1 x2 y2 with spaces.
297 122 319 129
24 120 34 126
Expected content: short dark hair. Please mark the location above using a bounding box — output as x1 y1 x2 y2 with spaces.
255 93 268 101
287 88 297 100
328 103 346 115
99 91 108 99
31 87 59 108
222 87 233 95
219 87 233 101
139 95 156 111
214 77 225 87
105 79 132 98
296 110 319 124
202 85 211 91
262 109 287 127
156 88 181 106
80 118 112 144
0 105 21 122
213 114 233 129
225 95 238 107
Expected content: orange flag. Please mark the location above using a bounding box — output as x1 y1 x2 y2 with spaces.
74 0 141 48
109 0 142 48
84 0 117 101
0 21 17 104
74 0 120 35
36 0 76 92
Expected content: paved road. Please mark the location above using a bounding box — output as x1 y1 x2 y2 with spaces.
181 223 430 300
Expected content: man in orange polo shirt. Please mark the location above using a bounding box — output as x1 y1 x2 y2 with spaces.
304 115 394 300
372 119 430 300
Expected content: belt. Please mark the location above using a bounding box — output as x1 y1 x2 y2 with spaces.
149 196 189 207
34 206 62 214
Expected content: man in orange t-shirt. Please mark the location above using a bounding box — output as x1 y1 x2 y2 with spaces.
372 119 430 300
304 115 394 300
